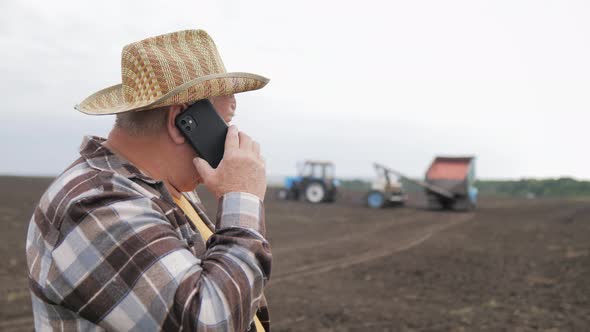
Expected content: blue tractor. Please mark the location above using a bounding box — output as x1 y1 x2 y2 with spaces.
278 160 338 203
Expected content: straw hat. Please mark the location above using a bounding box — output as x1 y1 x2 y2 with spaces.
75 29 269 115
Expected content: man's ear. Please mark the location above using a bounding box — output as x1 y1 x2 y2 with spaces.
166 105 186 145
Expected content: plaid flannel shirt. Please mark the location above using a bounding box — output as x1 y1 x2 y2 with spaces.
26 136 272 331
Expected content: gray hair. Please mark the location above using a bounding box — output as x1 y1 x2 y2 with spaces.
114 106 170 136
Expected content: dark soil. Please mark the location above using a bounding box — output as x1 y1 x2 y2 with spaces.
1 176 588 331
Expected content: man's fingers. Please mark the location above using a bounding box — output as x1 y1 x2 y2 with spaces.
225 125 239 152
193 157 215 180
238 132 253 151
252 141 260 156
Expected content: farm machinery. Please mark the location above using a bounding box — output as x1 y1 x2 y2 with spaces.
277 160 339 203
366 163 407 208
369 157 478 211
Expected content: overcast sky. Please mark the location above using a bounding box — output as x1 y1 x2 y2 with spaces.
0 0 588 179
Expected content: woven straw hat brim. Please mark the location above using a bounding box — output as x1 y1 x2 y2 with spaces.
75 72 268 115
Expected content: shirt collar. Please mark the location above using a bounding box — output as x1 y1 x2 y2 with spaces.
79 136 160 185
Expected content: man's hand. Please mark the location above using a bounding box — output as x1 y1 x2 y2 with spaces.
193 125 266 200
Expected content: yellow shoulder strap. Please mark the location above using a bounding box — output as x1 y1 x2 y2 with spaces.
174 195 213 239
174 195 266 332
254 316 265 331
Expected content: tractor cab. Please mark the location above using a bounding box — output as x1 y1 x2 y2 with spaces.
279 160 338 203
300 160 335 180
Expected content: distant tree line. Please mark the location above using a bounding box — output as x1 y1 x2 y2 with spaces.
339 177 590 198
475 178 590 198
338 179 371 191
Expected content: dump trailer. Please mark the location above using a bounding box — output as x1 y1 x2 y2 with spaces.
375 157 477 211
424 156 477 210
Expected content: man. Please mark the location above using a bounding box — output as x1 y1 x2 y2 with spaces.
26 29 271 331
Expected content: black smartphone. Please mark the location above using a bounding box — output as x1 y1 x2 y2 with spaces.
175 99 228 168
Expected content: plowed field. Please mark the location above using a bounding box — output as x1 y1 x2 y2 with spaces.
1 176 588 331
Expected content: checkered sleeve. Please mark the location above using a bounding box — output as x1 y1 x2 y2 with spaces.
47 190 270 331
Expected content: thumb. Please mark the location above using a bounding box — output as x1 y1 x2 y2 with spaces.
193 158 214 181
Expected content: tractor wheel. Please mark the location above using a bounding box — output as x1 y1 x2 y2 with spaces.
426 194 443 210
277 189 289 200
452 198 476 211
304 182 326 203
367 190 386 209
